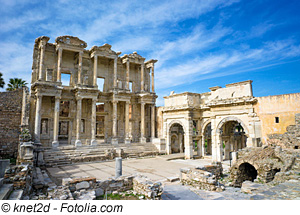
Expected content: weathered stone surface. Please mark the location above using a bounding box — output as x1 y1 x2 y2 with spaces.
241 181 264 194
76 181 90 190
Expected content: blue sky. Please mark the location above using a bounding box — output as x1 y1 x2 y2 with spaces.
0 0 299 106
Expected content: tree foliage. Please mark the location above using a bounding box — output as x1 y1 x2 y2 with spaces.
0 72 5 88
6 78 27 91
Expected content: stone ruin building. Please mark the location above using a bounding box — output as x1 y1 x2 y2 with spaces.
0 34 299 167
156 81 300 162
30 35 157 148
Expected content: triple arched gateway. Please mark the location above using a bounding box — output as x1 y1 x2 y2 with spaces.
159 80 262 161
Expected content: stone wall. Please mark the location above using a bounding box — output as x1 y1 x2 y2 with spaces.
254 93 300 144
0 88 25 158
267 113 300 149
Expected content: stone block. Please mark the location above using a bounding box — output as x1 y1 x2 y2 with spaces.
76 181 90 190
95 188 104 197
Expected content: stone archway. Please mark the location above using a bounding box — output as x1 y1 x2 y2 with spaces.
169 123 185 154
216 117 249 160
202 121 212 155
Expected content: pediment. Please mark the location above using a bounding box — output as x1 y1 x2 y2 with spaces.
55 36 87 48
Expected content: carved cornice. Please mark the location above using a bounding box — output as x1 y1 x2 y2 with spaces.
55 35 87 48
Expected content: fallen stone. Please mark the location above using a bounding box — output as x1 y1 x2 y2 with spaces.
95 188 104 197
167 177 180 182
76 181 90 190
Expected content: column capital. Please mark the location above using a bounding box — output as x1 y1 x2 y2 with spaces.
55 96 61 100
76 96 83 101
126 100 131 104
112 100 118 104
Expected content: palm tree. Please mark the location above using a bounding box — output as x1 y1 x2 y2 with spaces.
0 72 5 88
6 78 27 91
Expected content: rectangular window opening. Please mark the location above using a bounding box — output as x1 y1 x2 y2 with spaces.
275 117 279 123
61 73 71 86
96 103 104 113
129 82 133 92
97 78 105 91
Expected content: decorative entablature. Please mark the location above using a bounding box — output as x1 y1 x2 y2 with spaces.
121 51 145 64
35 36 50 48
139 93 157 104
89 44 121 59
206 97 257 107
145 59 158 69
55 35 87 52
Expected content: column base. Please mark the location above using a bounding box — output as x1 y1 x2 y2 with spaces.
112 138 118 145
91 139 97 146
125 138 131 145
52 141 59 148
140 137 146 144
75 140 82 147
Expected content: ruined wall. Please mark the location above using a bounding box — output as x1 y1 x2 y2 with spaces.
0 88 23 158
254 93 300 144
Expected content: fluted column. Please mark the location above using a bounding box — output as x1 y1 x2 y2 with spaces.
91 98 97 145
151 104 155 141
57 48 62 82
113 57 118 88
151 66 155 92
78 51 83 85
52 96 60 147
112 100 118 145
126 59 130 90
75 97 82 147
39 44 46 81
34 94 42 143
93 55 98 86
141 63 145 92
125 101 130 144
140 102 146 143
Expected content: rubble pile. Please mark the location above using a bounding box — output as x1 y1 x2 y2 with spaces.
133 175 163 199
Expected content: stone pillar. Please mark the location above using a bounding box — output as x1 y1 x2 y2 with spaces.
93 55 98 86
91 98 97 145
75 97 82 147
126 59 130 90
224 140 230 160
34 94 42 143
141 63 145 92
151 66 155 92
140 102 146 143
39 43 46 81
151 104 155 141
114 57 118 88
57 47 62 82
197 136 202 157
202 137 206 156
184 119 194 159
125 101 130 144
112 101 118 145
52 96 60 147
78 51 83 85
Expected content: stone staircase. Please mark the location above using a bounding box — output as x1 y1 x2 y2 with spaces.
43 142 160 167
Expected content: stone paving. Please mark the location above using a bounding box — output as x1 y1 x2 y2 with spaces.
46 155 300 200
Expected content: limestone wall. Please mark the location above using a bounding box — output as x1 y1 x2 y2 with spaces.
0 89 23 158
254 93 300 143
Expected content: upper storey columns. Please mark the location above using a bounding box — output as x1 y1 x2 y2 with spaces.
145 59 158 93
37 36 50 81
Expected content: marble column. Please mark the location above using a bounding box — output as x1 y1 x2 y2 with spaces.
151 104 155 141
34 94 42 143
140 102 146 143
112 101 118 145
91 98 97 145
151 66 155 93
140 63 144 92
93 54 98 86
78 51 83 85
202 137 206 156
125 101 130 144
39 44 46 81
126 59 130 90
224 140 230 160
113 57 118 88
57 48 62 82
52 96 60 147
197 137 203 157
75 97 82 147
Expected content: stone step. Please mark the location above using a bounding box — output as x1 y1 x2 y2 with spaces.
8 189 23 200
0 184 13 200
